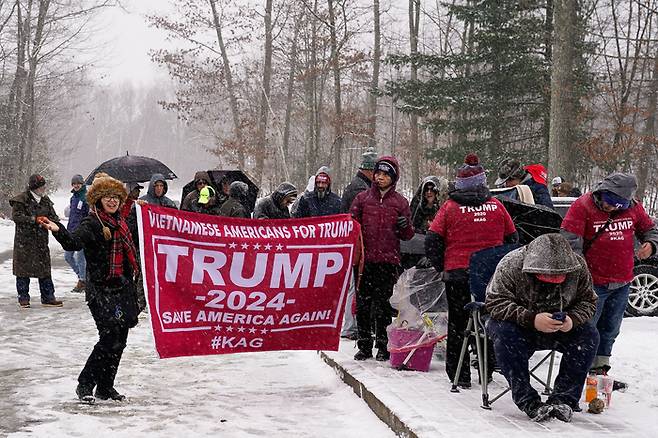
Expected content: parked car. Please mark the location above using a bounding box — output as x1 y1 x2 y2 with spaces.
552 196 658 317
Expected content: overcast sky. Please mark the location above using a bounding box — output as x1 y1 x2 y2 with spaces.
90 0 175 86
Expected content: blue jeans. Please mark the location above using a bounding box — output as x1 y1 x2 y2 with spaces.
591 284 630 358
340 275 357 336
64 250 86 281
16 277 56 302
488 319 599 409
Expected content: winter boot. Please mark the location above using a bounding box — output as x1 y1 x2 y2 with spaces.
18 299 30 308
71 280 85 293
95 387 126 401
76 384 95 404
41 298 63 307
549 403 573 422
524 400 553 422
375 349 390 362
354 349 373 360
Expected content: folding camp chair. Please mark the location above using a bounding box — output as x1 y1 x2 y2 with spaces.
450 244 558 410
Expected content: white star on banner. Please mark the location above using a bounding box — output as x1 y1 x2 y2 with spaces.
249 328 257 334
241 243 249 250
264 243 272 251
226 326 234 332
253 243 261 250
260 328 268 334
275 244 284 251
237 326 246 333
228 242 237 249
214 325 222 331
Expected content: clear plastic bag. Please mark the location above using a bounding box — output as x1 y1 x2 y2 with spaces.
387 267 448 353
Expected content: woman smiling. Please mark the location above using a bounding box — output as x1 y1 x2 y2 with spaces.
40 175 140 404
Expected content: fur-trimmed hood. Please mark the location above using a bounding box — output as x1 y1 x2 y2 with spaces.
87 176 128 206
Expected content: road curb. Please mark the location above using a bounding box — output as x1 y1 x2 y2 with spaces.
319 351 418 438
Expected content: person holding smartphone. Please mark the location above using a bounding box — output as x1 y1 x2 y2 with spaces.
485 234 598 423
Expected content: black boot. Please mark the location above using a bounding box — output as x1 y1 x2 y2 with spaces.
76 384 95 404
95 387 126 401
354 349 373 360
375 349 390 361
523 400 553 422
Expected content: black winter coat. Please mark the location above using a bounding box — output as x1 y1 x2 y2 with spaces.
52 215 137 302
293 191 342 218
10 191 59 278
218 197 249 218
340 171 371 213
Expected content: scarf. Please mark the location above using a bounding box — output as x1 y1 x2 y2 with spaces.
94 207 140 280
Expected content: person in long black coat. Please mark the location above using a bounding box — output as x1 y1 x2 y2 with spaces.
41 175 140 404
9 174 62 307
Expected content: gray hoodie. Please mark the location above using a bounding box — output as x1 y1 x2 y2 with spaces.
486 234 597 329
593 172 637 200
140 173 177 208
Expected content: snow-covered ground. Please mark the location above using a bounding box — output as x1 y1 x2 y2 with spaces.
1 191 657 437
0 192 395 438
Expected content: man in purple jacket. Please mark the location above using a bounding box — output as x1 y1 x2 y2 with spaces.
350 156 414 361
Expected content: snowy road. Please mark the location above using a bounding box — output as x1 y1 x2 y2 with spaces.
0 245 396 438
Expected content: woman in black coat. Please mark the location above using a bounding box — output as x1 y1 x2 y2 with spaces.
41 175 140 404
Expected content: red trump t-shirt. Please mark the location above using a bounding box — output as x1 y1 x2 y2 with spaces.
429 197 516 271
561 193 655 285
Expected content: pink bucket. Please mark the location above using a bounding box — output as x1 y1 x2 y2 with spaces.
388 328 437 372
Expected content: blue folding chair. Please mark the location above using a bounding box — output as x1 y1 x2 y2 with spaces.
450 244 557 409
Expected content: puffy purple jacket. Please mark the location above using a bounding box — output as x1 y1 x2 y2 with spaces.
350 156 414 265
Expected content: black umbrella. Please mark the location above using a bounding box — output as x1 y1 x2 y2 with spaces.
85 152 177 185
181 170 260 212
495 196 563 244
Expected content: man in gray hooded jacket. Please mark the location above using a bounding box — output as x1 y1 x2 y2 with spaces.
486 234 598 422
561 173 658 374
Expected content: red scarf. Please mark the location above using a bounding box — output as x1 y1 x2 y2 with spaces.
95 207 140 280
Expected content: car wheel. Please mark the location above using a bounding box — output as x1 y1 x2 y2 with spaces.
627 264 658 317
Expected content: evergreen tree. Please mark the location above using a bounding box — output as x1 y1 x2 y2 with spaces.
386 0 550 168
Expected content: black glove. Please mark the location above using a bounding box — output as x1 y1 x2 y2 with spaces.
415 257 433 269
396 216 409 229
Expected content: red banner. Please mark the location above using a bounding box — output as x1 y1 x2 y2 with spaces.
136 204 360 359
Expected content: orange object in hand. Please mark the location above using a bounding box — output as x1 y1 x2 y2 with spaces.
36 216 48 224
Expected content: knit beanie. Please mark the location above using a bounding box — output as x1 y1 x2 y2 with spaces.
360 148 378 170
28 174 46 190
315 172 330 184
374 159 398 182
455 154 486 190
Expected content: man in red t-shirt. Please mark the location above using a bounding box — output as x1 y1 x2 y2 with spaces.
425 153 518 387
561 173 658 374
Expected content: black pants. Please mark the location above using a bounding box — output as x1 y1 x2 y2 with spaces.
356 263 399 352
444 279 496 384
78 300 130 391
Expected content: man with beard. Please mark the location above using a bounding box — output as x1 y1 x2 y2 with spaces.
293 170 342 218
350 156 414 361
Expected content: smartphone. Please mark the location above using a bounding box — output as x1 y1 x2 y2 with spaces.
551 311 566 322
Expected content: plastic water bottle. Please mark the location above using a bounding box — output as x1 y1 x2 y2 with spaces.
599 374 613 408
585 372 598 402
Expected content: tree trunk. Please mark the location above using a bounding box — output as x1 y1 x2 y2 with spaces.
637 45 658 201
366 0 381 150
548 0 576 180
282 12 301 181
409 0 420 186
542 0 554 154
254 0 274 184
328 0 344 188
209 0 244 168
